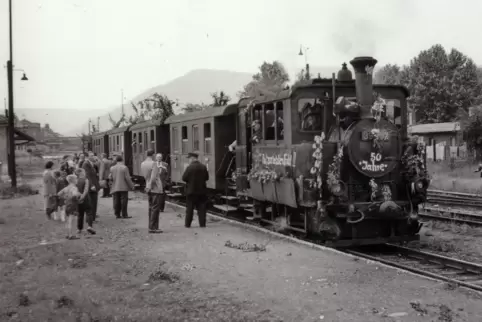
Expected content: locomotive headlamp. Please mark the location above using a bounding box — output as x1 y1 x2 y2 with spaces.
413 177 428 194
348 204 355 213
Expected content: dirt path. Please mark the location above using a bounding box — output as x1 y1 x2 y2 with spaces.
1 190 482 321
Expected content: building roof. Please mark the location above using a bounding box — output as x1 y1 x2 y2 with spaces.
14 128 36 142
164 104 238 124
408 122 461 134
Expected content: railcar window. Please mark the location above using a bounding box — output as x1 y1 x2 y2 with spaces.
382 99 401 125
150 129 155 151
137 132 142 153
275 102 284 140
181 126 188 153
121 134 124 152
264 103 275 140
133 133 137 153
204 123 211 154
298 98 323 132
192 125 200 151
144 132 147 152
252 105 262 143
172 127 179 152
116 135 120 151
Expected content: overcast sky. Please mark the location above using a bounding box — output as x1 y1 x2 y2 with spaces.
1 0 481 111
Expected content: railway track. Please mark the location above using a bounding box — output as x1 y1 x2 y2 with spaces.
165 196 482 293
346 244 482 292
427 189 482 209
420 206 482 227
419 189 482 227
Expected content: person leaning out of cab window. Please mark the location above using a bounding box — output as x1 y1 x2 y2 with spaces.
251 120 262 144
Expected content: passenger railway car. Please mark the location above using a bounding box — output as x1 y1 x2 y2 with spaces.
231 56 429 247
106 125 133 174
130 119 170 184
92 131 109 156
165 104 237 191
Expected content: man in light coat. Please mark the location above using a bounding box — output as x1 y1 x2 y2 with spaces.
141 150 157 233
99 153 112 198
146 153 169 233
109 155 134 219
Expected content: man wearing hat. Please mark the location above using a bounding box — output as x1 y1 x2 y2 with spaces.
182 152 209 228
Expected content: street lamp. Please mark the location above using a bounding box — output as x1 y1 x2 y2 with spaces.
6 0 29 189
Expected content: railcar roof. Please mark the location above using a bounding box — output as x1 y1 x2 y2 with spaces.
237 82 409 107
92 130 109 138
164 104 238 124
106 125 130 135
130 119 164 130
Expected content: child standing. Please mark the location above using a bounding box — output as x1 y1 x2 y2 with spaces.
55 171 68 222
57 174 82 239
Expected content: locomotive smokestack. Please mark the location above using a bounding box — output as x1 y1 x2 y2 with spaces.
350 56 378 119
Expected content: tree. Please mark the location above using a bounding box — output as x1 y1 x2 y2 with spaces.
108 113 127 129
373 64 408 85
127 93 175 125
211 91 231 106
238 61 290 99
463 106 482 159
182 103 209 113
293 68 312 87
376 44 482 124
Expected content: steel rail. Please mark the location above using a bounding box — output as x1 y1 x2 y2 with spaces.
345 244 482 292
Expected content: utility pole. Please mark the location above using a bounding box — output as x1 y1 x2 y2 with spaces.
97 116 100 132
121 89 124 115
298 45 311 80
7 0 16 188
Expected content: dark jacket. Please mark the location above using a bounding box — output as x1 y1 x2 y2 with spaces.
60 162 74 175
182 160 209 196
82 160 100 192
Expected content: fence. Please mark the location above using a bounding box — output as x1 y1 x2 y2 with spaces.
425 145 469 161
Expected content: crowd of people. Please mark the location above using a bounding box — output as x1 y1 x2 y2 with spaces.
42 149 210 239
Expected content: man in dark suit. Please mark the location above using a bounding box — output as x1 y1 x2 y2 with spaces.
182 152 209 228
82 151 100 221
110 155 134 218
99 153 112 198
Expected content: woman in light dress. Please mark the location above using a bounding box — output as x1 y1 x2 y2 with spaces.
42 161 58 220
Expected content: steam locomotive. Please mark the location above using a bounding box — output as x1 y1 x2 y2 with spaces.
87 56 430 247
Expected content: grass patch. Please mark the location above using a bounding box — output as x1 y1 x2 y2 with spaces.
418 237 461 253
424 220 482 237
428 161 482 193
0 183 39 199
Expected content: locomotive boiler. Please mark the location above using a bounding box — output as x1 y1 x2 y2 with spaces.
236 56 429 247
